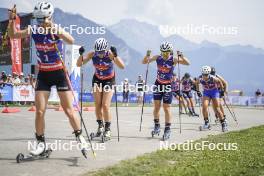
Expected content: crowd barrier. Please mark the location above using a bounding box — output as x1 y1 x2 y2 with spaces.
1 84 264 106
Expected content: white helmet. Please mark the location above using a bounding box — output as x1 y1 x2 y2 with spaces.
33 2 54 18
160 42 173 52
94 38 108 51
202 66 211 75
124 78 128 82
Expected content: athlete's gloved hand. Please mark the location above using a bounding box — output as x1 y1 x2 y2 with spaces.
177 51 183 57
146 50 151 57
219 90 225 97
197 91 202 97
110 46 118 57
79 46 85 55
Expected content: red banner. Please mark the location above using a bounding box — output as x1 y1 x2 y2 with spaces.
10 15 22 74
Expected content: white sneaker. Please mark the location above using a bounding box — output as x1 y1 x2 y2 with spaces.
30 142 46 156
77 134 88 150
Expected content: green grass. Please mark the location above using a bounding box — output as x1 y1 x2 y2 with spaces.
86 125 264 176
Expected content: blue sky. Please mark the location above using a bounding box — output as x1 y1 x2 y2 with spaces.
1 0 263 49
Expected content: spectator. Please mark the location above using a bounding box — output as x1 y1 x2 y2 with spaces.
12 72 21 85
1 71 7 82
255 89 261 97
19 73 25 84
6 74 13 85
135 75 145 106
122 78 130 106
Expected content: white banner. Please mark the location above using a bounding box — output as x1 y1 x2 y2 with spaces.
13 85 35 101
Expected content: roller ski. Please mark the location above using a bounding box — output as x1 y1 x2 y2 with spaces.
90 126 105 143
162 128 171 141
199 121 211 131
16 149 52 163
221 120 228 132
16 134 52 163
151 124 161 137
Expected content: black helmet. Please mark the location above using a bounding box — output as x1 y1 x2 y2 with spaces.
210 67 216 75
184 73 190 79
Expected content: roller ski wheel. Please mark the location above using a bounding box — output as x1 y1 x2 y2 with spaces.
221 121 228 132
90 132 97 140
199 124 211 131
16 153 24 163
101 135 105 143
16 149 52 163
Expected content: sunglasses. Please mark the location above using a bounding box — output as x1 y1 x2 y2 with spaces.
36 18 46 24
96 50 106 55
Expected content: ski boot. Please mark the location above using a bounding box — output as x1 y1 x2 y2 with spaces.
74 130 89 158
151 124 161 137
221 119 228 132
162 128 171 141
90 126 104 140
102 129 111 142
192 111 199 117
199 121 211 131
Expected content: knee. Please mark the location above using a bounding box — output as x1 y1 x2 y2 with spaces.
36 109 45 118
163 104 171 113
102 103 110 112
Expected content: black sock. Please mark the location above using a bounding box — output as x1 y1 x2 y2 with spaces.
97 120 104 128
204 119 209 124
105 122 111 131
191 107 195 113
35 133 45 142
165 123 171 131
73 130 82 137
154 119 160 127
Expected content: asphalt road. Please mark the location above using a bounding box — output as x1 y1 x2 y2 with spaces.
0 106 264 176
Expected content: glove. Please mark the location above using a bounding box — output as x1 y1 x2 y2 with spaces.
146 50 151 57
219 90 225 97
177 51 183 57
197 91 202 97
110 46 117 57
79 46 85 56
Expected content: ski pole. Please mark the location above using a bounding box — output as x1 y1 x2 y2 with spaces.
139 57 150 132
177 51 182 134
